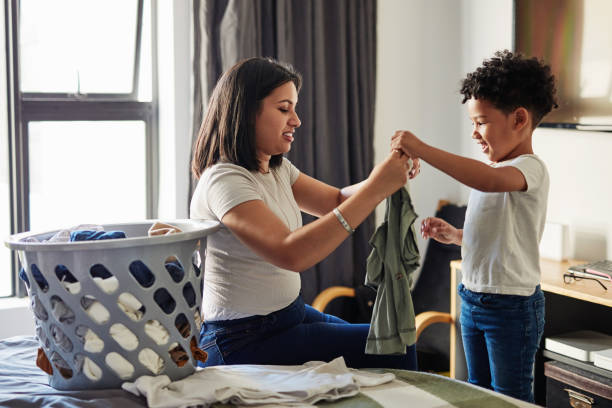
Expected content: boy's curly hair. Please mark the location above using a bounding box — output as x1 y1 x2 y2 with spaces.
460 50 558 128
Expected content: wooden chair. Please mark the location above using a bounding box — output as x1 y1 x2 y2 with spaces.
311 287 453 341
311 200 466 376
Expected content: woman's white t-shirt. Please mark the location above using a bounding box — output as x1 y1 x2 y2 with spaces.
190 158 302 321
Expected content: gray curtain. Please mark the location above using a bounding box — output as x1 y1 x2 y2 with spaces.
191 0 377 306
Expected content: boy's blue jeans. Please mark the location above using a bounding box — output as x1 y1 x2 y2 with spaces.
458 283 545 403
198 294 417 370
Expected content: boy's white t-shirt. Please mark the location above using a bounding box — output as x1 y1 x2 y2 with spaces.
190 158 302 321
461 154 549 296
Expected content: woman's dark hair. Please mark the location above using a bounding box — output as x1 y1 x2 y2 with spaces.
191 57 302 179
460 50 558 128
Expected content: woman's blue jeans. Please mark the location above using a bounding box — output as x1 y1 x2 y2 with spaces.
198 295 417 370
458 283 545 403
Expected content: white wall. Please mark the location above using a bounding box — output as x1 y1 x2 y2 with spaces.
0 298 34 339
458 1 611 261
375 0 463 261
459 0 514 201
378 0 611 263
157 0 192 220
534 128 612 260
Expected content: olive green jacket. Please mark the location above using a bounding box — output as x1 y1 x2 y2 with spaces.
365 187 420 354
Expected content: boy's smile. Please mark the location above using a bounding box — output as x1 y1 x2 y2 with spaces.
467 98 532 162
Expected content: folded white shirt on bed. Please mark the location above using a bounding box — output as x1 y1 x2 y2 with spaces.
122 357 394 408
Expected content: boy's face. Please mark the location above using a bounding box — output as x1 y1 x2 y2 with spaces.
467 98 527 162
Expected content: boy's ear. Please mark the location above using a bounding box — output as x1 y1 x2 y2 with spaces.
512 107 530 131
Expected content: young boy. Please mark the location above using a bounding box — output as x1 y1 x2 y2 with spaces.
391 50 557 403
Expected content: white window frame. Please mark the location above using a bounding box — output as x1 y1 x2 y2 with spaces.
4 0 159 297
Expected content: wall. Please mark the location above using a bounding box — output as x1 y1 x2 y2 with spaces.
0 298 34 339
534 128 612 260
375 0 463 261
458 1 611 262
157 0 192 220
377 0 611 264
459 0 514 202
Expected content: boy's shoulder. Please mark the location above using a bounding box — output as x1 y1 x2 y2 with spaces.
495 153 547 169
505 154 549 193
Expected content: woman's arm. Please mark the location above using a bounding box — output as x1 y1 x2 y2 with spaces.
221 151 410 272
291 158 421 217
291 174 367 217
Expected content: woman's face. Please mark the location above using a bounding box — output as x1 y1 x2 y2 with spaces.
254 81 301 163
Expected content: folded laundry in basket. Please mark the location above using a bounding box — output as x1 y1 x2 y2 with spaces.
148 222 183 236
70 230 126 242
138 348 165 375
117 292 145 321
50 324 73 353
50 296 75 325
80 296 110 324
75 326 104 353
129 260 188 312
31 295 48 321
20 224 104 244
144 320 170 345
50 351 73 379
36 348 53 375
17 228 125 293
164 260 186 283
74 354 103 381
93 275 119 294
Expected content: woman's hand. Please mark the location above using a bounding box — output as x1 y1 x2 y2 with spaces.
365 150 410 199
420 217 462 245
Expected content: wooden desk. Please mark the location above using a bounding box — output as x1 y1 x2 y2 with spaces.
539 258 612 307
449 258 612 404
451 258 612 308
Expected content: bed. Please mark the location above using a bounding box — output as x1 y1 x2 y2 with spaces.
0 335 538 407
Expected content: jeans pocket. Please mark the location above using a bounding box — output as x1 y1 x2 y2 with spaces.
198 339 225 367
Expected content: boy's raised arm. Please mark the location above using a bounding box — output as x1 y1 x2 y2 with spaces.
391 130 527 193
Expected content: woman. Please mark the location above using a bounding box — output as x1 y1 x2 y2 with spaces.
191 57 419 369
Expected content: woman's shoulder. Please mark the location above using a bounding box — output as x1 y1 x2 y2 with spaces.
191 162 261 220
204 161 253 177
276 157 300 184
200 161 258 185
193 162 259 198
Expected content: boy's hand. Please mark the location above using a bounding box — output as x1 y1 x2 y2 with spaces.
421 217 461 245
391 130 424 159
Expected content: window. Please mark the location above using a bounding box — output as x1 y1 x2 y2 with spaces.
1 0 12 296
4 0 158 297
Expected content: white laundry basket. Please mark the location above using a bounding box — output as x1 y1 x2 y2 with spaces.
4 220 220 390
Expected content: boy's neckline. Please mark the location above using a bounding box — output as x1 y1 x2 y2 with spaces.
490 152 537 165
